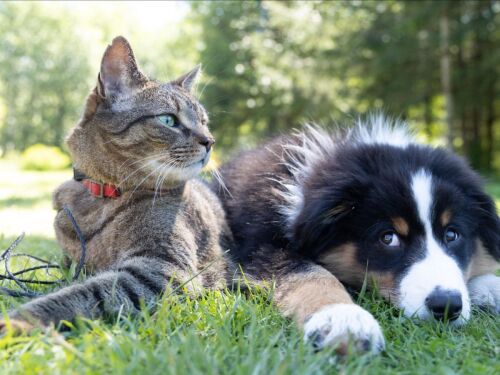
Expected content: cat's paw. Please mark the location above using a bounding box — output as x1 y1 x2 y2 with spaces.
468 274 500 314
303 303 385 355
0 318 37 336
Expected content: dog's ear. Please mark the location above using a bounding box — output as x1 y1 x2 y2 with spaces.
292 190 356 258
322 202 356 224
471 190 500 261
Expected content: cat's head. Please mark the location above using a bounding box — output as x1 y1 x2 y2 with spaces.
67 36 213 190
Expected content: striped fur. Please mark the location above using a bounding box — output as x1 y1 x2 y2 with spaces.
1 36 234 332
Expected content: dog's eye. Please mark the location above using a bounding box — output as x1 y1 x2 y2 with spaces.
157 114 178 127
444 228 459 243
380 231 400 247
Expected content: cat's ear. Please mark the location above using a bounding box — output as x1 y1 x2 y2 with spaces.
171 64 201 92
97 36 146 101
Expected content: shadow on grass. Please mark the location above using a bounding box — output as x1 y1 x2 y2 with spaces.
0 193 52 209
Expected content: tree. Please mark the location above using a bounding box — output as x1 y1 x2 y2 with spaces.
0 2 90 154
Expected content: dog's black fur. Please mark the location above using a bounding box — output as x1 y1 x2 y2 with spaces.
212 120 500 353
216 131 499 279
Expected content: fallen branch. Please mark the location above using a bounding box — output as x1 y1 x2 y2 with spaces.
0 205 87 298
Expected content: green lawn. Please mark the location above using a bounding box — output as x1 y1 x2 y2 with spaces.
0 160 499 375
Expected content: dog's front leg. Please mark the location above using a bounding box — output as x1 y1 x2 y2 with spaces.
274 261 385 354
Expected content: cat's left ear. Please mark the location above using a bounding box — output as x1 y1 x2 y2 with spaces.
98 36 147 102
171 64 201 92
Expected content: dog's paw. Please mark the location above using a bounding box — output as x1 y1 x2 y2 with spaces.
468 274 500 314
0 318 37 336
303 303 385 355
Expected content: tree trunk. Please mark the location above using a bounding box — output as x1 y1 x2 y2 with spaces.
485 86 494 171
440 7 454 149
456 44 468 156
424 93 433 139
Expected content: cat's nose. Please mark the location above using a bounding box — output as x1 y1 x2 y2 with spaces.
198 136 215 152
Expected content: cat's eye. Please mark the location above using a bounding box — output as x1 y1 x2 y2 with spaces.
157 114 178 127
444 228 459 243
380 230 400 247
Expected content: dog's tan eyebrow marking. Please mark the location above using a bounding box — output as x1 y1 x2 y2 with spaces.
319 243 363 285
319 244 400 302
392 217 409 236
440 209 452 227
368 272 398 301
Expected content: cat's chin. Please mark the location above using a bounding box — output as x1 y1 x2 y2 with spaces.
167 160 205 182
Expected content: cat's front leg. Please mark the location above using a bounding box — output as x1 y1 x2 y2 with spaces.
1 256 191 334
272 260 385 355
0 317 39 335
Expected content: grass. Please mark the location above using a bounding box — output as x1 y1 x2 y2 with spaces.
0 159 499 375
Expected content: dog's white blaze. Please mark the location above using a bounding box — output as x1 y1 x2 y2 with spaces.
398 170 470 324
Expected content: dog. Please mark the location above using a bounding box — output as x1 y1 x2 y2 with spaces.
213 115 500 354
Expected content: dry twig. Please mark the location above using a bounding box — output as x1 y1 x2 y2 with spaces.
0 205 87 298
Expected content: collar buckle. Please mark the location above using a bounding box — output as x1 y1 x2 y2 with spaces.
91 180 104 198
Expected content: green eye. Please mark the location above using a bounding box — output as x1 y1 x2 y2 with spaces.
157 114 178 127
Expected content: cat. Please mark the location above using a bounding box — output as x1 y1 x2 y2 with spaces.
0 36 234 333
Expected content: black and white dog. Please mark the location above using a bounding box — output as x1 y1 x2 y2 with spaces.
214 115 500 354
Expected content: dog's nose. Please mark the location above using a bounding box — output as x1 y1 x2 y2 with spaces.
425 288 462 321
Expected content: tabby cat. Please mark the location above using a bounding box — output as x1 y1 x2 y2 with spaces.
0 36 234 332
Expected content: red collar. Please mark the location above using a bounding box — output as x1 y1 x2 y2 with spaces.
73 167 184 199
74 168 120 199
82 179 121 199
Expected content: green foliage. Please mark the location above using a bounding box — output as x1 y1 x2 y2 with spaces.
20 144 70 171
0 2 90 154
0 0 498 172
189 1 499 169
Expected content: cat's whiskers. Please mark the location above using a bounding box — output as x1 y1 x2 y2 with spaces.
152 160 177 206
118 152 171 170
198 76 213 100
153 165 170 206
211 166 232 198
152 161 167 205
118 159 159 189
154 158 191 205
129 156 182 203
126 162 168 203
118 153 177 189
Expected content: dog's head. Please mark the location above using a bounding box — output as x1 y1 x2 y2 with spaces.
281 118 500 324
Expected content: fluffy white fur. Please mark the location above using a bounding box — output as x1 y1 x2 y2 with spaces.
468 274 500 313
398 170 471 324
304 304 385 353
277 124 335 229
277 114 414 229
349 113 414 147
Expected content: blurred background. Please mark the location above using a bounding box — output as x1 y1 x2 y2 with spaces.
0 1 499 241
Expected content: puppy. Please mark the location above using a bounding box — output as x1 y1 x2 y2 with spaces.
214 115 500 354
